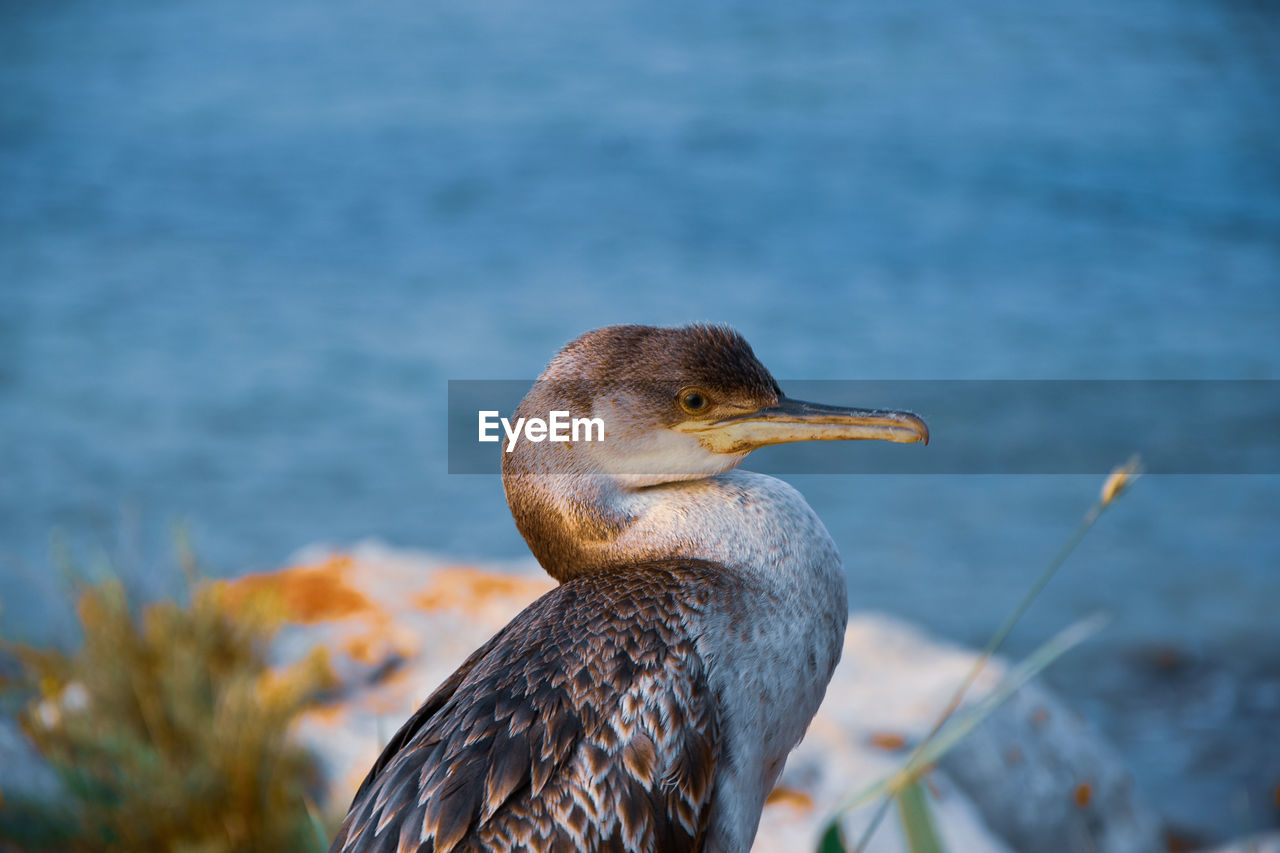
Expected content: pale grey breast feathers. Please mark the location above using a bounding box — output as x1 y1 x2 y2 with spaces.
330 559 726 853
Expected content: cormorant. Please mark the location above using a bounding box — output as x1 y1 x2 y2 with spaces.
331 324 927 852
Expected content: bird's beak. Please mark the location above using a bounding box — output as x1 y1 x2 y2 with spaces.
675 396 929 455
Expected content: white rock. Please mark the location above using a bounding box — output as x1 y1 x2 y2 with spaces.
259 545 1155 853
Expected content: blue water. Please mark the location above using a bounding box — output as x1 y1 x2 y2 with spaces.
3 0 1279 840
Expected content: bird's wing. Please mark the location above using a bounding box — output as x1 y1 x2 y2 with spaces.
329 560 723 853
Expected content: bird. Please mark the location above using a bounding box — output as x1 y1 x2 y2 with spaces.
330 324 928 853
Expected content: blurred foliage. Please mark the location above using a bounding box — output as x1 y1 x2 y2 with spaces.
0 573 335 853
895 781 943 853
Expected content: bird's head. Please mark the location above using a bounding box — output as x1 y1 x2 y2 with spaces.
503 324 928 487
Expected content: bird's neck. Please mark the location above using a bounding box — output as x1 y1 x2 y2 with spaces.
504 462 850 852
504 467 842 586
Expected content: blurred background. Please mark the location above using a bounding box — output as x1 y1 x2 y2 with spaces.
2 0 1278 842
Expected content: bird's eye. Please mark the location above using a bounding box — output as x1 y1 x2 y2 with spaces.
678 388 710 414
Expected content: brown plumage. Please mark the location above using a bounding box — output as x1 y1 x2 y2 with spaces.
330 559 727 853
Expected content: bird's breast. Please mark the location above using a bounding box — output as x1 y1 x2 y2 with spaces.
633 471 849 850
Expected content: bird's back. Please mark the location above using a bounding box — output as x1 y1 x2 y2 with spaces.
330 559 728 853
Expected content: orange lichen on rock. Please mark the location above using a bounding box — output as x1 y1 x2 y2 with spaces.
300 702 347 728
865 731 908 751
339 617 421 670
412 566 553 618
342 632 382 666
219 554 374 624
765 787 814 811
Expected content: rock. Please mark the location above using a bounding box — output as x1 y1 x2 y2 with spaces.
812 615 1159 853
231 543 1164 852
0 541 1170 853
758 725 1013 853
224 541 554 802
940 680 1163 853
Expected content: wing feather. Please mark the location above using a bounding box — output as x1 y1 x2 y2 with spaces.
329 559 725 853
